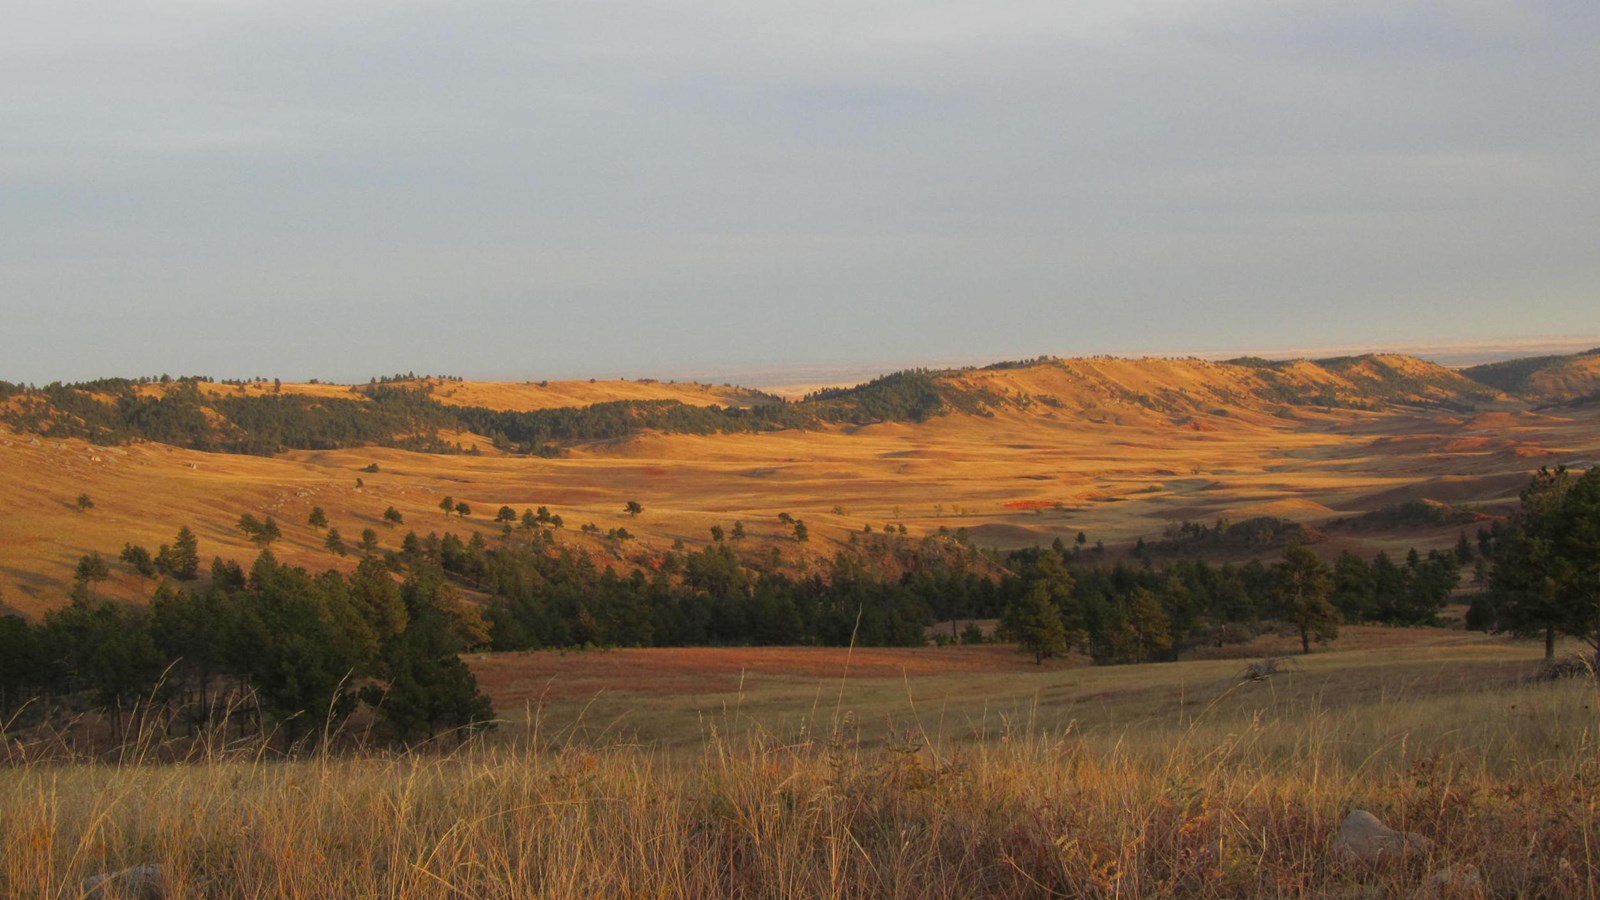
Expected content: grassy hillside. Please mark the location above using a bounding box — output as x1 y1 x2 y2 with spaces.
7 361 1600 613
1464 347 1600 404
0 353 1518 458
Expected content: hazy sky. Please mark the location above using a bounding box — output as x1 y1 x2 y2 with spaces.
4 0 1598 384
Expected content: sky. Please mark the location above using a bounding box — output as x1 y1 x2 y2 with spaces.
3 0 1598 385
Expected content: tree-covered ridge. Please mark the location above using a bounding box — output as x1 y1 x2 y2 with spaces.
0 349 1562 456
1140 516 1316 557
1463 347 1600 405
1222 354 1503 412
0 379 462 454
0 369 1008 455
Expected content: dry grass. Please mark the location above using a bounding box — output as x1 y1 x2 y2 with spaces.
5 636 1596 897
418 378 763 413
6 367 1600 612
465 630 1541 750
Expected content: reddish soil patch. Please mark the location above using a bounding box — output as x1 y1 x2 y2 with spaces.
1003 499 1059 510
468 645 1032 707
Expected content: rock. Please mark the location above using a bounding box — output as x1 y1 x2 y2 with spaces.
1332 810 1433 866
81 863 165 900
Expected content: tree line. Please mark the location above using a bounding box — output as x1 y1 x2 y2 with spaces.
0 370 1037 458
0 536 493 753
10 483 1537 755
410 518 1464 660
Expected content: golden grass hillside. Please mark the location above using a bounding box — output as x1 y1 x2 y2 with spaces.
941 354 1505 425
3 630 1595 897
4 358 1600 614
418 377 773 413
123 376 771 412
1465 349 1600 405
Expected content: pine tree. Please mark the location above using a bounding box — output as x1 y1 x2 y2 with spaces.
0 613 38 717
171 526 200 580
255 516 281 547
366 604 495 745
120 543 156 580
1124 587 1173 663
1487 466 1600 664
1001 582 1068 664
1274 543 1339 654
74 553 111 601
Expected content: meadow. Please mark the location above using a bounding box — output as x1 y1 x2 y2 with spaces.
3 630 1594 897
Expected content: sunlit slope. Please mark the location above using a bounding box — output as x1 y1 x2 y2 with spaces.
1464 348 1600 405
406 378 775 412
0 354 1508 456
938 354 1505 425
4 354 1597 615
124 376 770 411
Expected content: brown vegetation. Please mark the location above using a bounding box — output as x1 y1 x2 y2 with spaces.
2 632 1595 897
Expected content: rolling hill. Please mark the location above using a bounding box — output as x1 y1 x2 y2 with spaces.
0 353 1529 458
1463 347 1600 405
3 350 1598 614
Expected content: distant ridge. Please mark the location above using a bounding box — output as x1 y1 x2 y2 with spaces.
4 349 1588 457
1461 348 1600 405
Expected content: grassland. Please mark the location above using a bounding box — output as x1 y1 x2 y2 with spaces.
6 359 1600 617
3 630 1594 897
4 355 1599 894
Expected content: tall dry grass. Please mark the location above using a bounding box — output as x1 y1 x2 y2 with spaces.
2 674 1597 898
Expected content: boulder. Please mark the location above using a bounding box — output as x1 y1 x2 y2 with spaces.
1332 810 1433 865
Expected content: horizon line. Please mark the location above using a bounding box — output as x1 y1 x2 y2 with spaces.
8 335 1597 392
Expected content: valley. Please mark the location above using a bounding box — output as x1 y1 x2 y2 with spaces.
3 352 1598 617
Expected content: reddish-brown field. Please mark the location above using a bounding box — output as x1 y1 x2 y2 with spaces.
470 644 1035 704
460 623 1536 753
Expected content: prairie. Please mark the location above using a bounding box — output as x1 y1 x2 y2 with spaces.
3 630 1595 897
4 353 1599 894
6 359 1600 616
